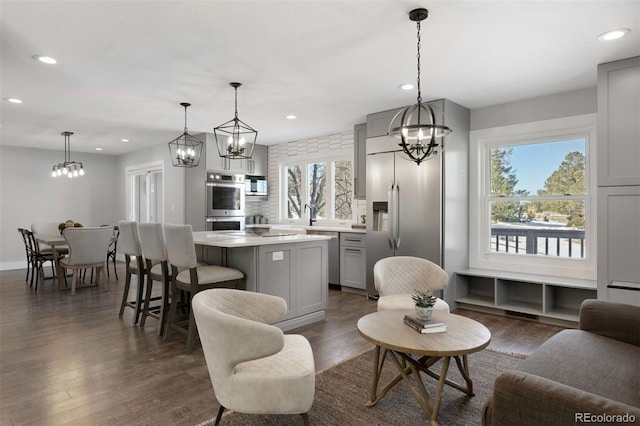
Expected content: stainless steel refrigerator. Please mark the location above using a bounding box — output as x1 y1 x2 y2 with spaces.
364 99 470 302
365 136 443 297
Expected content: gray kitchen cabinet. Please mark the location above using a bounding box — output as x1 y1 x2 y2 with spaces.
353 123 366 199
203 133 246 173
340 233 366 290
597 186 640 306
245 144 267 176
597 56 640 187
597 56 640 307
366 107 402 138
258 240 328 322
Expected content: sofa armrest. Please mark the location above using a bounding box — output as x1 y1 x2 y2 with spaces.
579 299 640 346
484 370 640 426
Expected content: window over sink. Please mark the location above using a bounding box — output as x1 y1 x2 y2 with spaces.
281 154 354 223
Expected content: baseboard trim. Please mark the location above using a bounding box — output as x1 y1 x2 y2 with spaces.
275 310 325 332
0 261 27 271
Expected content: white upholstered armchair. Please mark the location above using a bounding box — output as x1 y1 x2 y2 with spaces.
192 288 315 426
373 256 450 313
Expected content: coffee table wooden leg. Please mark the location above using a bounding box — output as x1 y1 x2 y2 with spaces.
366 345 382 406
430 356 451 425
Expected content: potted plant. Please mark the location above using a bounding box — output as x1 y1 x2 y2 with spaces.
412 290 437 320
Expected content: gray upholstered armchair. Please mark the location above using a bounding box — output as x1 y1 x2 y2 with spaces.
192 288 315 425
373 256 450 313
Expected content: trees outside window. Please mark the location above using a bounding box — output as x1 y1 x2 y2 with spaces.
284 156 353 223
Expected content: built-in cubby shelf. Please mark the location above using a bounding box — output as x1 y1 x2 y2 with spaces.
455 268 597 324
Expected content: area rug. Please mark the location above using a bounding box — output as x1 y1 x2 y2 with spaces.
197 348 525 426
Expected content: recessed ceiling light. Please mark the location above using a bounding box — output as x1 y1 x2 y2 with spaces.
286 115 297 120
33 55 58 64
121 138 129 142
95 147 103 151
398 83 414 90
7 98 23 104
597 28 630 41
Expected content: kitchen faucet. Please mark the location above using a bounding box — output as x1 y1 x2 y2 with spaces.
304 203 317 226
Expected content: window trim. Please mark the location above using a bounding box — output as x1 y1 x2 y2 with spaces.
469 114 597 280
278 150 354 225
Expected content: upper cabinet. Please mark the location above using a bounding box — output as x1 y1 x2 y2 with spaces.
353 123 366 199
366 107 402 138
597 56 640 186
246 144 268 176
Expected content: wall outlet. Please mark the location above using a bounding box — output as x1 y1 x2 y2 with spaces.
272 251 284 261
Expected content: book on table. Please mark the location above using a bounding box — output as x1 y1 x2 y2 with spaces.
403 315 446 334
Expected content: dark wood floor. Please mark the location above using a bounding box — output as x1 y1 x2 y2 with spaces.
0 263 564 425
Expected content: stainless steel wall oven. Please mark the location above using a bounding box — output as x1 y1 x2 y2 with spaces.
205 172 245 229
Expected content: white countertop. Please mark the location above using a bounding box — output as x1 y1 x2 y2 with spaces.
193 231 332 248
247 224 367 234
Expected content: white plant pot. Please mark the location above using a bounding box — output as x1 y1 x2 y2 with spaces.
415 305 433 321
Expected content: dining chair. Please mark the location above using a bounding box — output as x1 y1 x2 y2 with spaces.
163 223 244 354
192 288 315 426
373 256 450 313
117 221 147 324
18 228 33 284
60 226 113 295
23 229 64 291
137 222 171 336
102 225 119 281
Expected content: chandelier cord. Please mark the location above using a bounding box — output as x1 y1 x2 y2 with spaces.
234 86 239 119
416 20 422 104
183 104 188 133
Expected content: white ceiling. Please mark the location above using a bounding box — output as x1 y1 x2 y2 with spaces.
1 1 638 156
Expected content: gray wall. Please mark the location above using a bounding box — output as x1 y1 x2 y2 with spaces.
0 145 120 269
470 87 596 130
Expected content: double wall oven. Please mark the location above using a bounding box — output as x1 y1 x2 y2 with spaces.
205 172 245 231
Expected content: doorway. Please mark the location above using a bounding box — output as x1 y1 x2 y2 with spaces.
126 161 164 223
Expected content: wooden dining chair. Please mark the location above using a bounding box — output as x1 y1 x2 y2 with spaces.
60 226 114 295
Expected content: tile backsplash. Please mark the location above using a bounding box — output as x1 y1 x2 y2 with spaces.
245 130 361 224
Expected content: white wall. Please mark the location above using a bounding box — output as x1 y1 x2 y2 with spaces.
0 145 120 269
471 87 596 130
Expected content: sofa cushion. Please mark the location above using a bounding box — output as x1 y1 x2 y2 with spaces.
518 329 640 408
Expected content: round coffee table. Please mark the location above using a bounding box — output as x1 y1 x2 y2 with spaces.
357 310 491 426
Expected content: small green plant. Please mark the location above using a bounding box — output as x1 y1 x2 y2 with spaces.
412 290 437 308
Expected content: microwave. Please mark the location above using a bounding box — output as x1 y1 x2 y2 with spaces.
245 175 267 197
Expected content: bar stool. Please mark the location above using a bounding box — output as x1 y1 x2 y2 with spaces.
163 223 245 354
138 222 171 336
117 221 146 324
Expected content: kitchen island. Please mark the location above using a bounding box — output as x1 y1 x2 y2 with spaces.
192 231 330 331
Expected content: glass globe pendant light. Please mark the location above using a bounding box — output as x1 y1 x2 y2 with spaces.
214 82 257 160
388 8 452 165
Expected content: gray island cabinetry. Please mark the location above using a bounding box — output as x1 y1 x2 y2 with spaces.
192 232 330 331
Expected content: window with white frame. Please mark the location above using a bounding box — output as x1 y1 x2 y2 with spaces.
469 114 597 280
281 154 354 223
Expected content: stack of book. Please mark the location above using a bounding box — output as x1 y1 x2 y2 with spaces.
403 314 446 334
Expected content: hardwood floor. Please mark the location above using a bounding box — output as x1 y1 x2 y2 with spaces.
0 263 564 425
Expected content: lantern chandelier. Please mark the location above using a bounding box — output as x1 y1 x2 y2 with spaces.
214 82 257 160
388 8 452 165
51 131 85 178
168 102 203 168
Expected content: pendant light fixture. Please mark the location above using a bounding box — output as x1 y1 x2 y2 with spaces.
168 102 203 168
388 8 452 165
51 131 85 178
214 82 257 160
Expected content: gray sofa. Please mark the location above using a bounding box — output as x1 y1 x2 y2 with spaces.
483 300 640 425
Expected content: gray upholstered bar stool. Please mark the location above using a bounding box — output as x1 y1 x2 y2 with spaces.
137 222 171 336
117 221 146 324
164 223 245 354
